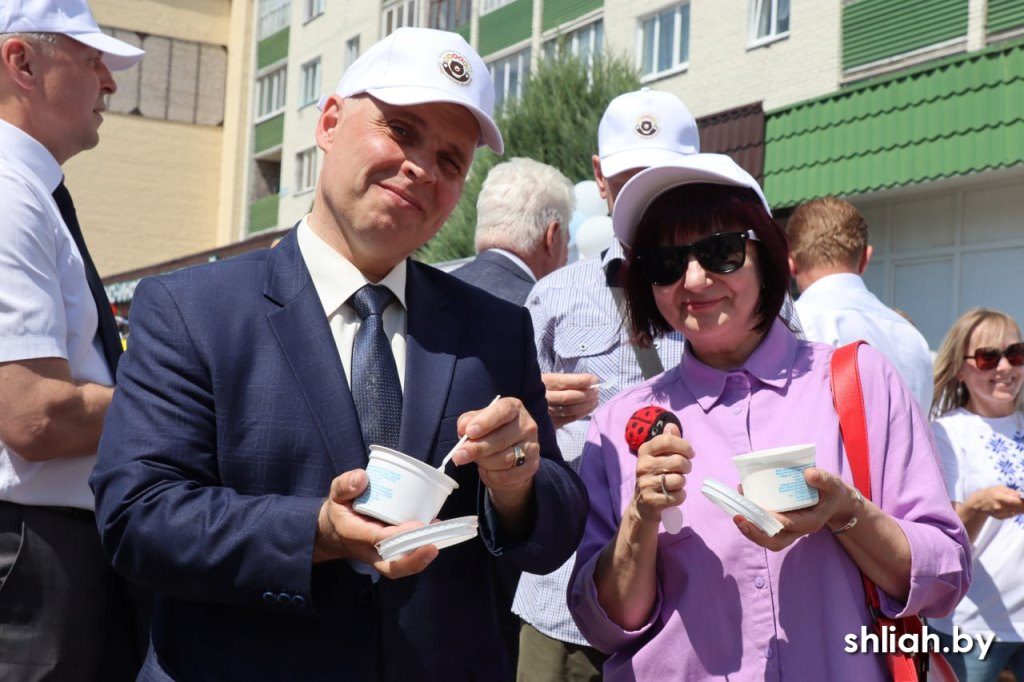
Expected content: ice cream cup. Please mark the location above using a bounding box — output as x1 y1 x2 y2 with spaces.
732 444 818 512
353 445 459 525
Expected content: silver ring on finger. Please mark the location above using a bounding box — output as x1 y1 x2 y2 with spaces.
660 472 669 501
513 444 527 468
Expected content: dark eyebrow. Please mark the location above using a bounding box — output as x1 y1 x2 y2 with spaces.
385 105 473 170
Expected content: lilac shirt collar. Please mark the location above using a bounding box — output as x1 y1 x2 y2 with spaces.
678 318 798 412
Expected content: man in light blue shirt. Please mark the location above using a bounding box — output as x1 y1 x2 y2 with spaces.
513 88 699 681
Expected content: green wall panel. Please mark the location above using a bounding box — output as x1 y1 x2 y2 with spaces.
542 0 602 32
843 0 967 71
456 22 470 41
764 40 1024 209
989 0 1024 34
257 28 289 69
478 0 533 57
249 194 280 233
254 113 284 154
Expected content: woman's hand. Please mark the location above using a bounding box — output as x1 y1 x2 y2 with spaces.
735 467 912 600
964 485 1024 521
594 421 694 630
629 422 694 527
734 467 860 551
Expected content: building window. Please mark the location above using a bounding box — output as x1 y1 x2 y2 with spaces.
300 57 321 106
256 66 287 119
105 29 228 126
295 147 318 193
258 0 291 40
481 0 513 14
345 36 360 68
303 0 325 22
544 19 604 66
428 0 471 31
749 0 789 45
489 48 530 109
638 3 690 79
383 0 418 35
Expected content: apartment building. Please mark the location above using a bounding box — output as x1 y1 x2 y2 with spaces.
102 0 1024 345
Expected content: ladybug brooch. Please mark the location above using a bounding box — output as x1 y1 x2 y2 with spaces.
625 406 681 454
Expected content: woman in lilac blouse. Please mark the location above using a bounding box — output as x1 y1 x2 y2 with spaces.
567 154 971 680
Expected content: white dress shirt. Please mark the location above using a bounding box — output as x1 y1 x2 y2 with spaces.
296 218 407 391
795 272 934 414
0 119 113 510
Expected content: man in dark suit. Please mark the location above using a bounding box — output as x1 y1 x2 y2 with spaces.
90 27 587 681
451 157 574 306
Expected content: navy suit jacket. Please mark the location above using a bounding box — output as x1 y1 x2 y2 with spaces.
91 230 587 681
450 249 535 306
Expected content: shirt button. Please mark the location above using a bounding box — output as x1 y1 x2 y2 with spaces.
733 407 742 415
754 576 765 589
653 341 660 349
765 647 774 659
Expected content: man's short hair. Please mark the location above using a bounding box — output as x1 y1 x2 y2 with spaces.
786 195 868 271
0 32 59 54
474 157 575 254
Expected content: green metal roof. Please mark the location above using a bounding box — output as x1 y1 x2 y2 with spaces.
764 39 1024 209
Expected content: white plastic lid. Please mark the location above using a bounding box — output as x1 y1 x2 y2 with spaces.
375 515 479 561
701 478 783 537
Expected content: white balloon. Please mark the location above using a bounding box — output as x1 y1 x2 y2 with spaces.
575 215 614 260
574 180 608 219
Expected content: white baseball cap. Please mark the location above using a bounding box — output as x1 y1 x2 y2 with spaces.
597 87 700 178
0 0 144 70
612 153 771 246
321 27 503 154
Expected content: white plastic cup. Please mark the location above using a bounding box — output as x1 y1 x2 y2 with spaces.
353 445 459 525
732 444 818 512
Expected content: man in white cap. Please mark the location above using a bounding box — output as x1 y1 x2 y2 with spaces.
0 1 145 679
513 88 698 681
90 27 586 681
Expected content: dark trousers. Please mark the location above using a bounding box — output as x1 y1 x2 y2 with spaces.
517 621 608 682
0 501 150 682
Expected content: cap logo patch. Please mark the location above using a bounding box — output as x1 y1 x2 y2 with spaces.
439 51 472 86
634 113 660 138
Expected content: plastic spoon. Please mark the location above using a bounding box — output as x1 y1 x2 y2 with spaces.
438 395 502 471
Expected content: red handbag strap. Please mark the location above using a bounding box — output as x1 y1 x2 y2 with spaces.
830 342 882 616
830 342 872 502
830 342 949 682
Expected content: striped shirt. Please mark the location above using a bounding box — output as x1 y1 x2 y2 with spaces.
513 240 686 645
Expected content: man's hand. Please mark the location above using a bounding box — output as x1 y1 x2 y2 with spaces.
451 397 541 536
542 372 601 428
314 469 439 579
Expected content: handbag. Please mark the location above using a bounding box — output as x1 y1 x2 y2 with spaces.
831 342 958 682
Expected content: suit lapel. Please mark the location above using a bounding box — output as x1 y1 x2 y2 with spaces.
400 262 458 463
264 230 367 474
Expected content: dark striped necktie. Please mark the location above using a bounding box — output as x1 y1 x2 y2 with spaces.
52 180 123 377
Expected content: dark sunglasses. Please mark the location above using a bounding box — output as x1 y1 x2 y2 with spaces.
963 342 1024 370
635 231 754 286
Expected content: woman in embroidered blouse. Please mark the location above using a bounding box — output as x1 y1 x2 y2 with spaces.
930 308 1024 681
566 154 970 680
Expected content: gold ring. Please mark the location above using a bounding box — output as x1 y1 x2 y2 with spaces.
660 473 669 501
513 445 527 468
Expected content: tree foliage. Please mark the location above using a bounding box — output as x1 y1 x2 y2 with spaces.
417 51 640 264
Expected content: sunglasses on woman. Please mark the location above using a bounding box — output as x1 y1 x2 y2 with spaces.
635 231 755 286
963 342 1024 370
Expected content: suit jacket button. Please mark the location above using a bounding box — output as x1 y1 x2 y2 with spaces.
277 592 292 603
262 591 276 602
292 595 306 607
